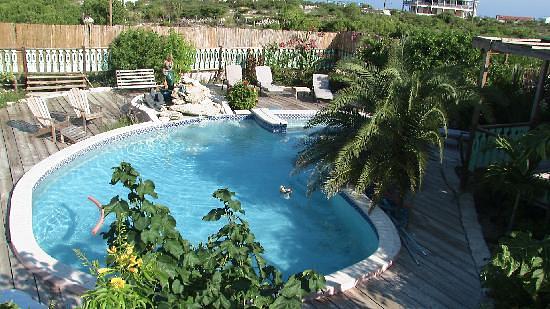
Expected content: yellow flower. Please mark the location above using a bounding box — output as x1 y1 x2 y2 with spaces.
110 277 126 289
97 268 111 276
107 246 117 254
128 267 138 273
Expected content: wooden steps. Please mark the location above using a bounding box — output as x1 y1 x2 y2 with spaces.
26 73 88 92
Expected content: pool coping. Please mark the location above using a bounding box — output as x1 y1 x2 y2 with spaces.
9 113 400 297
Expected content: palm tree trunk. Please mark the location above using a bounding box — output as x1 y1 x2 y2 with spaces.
506 192 521 233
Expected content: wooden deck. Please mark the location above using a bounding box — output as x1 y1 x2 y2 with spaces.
0 90 482 308
305 149 483 308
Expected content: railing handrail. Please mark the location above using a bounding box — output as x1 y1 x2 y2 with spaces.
479 122 531 130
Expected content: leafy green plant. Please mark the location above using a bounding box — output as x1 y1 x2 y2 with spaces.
484 125 550 232
79 162 325 308
227 81 258 110
163 30 196 75
263 33 322 87
108 29 195 83
481 231 550 308
0 90 26 109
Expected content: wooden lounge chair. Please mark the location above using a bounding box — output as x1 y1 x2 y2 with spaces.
255 66 286 94
223 64 243 91
313 74 333 101
26 96 86 143
67 88 103 133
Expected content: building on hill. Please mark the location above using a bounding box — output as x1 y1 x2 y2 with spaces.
496 15 535 23
403 0 478 18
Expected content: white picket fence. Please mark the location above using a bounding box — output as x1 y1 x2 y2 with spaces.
0 47 341 74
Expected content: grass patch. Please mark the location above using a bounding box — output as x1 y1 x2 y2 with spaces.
0 90 26 109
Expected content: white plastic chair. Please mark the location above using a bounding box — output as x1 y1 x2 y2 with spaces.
313 74 333 101
255 66 285 93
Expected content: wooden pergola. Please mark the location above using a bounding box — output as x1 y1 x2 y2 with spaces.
472 36 550 123
466 37 550 172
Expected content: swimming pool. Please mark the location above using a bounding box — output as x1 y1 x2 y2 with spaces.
10 113 400 294
31 119 378 278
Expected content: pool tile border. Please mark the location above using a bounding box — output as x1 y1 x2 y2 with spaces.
9 111 400 297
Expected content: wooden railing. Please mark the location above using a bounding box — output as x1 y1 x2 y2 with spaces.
0 47 343 74
468 123 531 171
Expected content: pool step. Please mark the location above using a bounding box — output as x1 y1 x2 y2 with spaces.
251 108 288 133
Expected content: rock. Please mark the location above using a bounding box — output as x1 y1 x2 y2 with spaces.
169 102 222 116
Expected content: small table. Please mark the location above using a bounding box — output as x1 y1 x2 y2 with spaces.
293 86 311 101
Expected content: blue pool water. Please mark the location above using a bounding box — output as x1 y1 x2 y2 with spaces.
32 120 378 277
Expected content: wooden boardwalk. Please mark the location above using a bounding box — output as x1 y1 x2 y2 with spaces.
0 91 482 308
305 149 483 308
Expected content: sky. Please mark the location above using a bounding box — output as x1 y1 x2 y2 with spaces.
363 0 550 19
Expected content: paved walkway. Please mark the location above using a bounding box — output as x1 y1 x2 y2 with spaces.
0 91 486 308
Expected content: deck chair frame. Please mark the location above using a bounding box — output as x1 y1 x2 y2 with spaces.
67 88 103 133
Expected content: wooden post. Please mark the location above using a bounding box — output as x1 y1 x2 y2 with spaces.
21 47 28 78
529 60 549 125
462 49 491 186
82 45 87 74
109 0 113 26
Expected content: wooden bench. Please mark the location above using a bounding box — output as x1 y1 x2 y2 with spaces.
116 69 157 89
26 73 88 92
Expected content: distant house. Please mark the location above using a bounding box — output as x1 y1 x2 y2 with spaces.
545 17 550 24
496 15 535 23
403 0 479 18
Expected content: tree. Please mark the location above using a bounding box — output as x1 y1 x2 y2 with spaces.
295 43 453 212
0 0 81 24
79 162 325 308
82 0 127 25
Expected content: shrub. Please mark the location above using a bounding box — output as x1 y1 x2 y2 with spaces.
481 232 550 308
78 162 325 308
0 90 26 109
227 81 258 110
108 29 195 83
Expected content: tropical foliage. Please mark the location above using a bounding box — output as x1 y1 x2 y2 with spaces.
295 43 452 208
263 34 325 87
109 29 195 82
483 125 550 232
227 81 257 110
79 162 325 308
481 231 550 308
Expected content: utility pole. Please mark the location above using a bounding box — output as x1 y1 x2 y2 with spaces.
109 0 113 26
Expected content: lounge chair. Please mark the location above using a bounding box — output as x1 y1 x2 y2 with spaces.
26 96 79 143
313 74 333 101
223 64 242 91
67 88 103 133
255 66 285 93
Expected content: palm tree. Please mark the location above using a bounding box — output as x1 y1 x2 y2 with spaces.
295 43 456 211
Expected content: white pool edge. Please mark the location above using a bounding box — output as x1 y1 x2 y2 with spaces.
9 115 400 297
